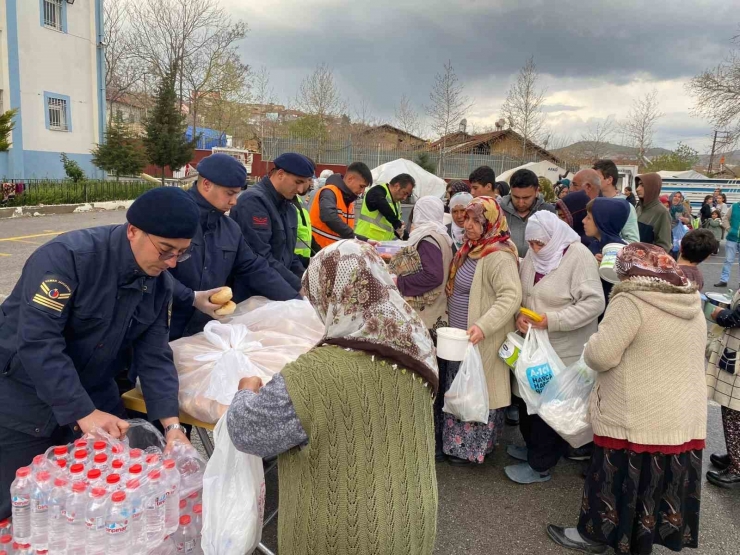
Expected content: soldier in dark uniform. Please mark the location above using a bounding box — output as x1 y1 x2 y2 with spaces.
231 153 315 294
169 153 301 340
0 187 199 519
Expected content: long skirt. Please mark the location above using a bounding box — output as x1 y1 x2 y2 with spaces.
577 445 702 554
439 359 505 463
722 406 740 473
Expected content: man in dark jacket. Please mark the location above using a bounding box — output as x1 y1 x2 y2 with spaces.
499 169 556 257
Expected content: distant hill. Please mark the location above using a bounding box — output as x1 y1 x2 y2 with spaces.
697 150 740 167
551 141 672 161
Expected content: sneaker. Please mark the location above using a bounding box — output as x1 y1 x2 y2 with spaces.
506 444 528 462
505 404 520 426
504 462 551 484
566 444 593 461
715 282 728 287
546 525 608 554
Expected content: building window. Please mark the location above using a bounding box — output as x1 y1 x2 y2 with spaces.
41 0 65 32
44 92 72 132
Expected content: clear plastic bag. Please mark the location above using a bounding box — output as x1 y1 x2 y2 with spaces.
201 415 265 555
514 326 565 415
442 343 490 424
538 355 596 448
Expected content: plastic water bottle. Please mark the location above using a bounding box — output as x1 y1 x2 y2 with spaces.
85 486 109 555
192 503 203 554
173 515 197 554
52 445 70 464
144 470 166 548
93 453 109 474
55 459 68 472
126 464 143 485
105 491 130 554
65 482 88 555
111 458 125 474
87 469 104 488
150 535 176 555
48 477 69 554
15 543 32 555
162 460 181 535
0 519 10 536
106 474 123 492
31 455 46 476
68 463 85 484
72 450 89 468
30 470 52 551
146 454 162 471
111 443 127 463
92 441 108 456
10 467 32 545
73 439 88 450
0 535 13 554
126 479 147 554
129 449 144 469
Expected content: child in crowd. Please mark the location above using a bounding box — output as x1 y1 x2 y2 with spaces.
677 229 719 291
704 209 723 253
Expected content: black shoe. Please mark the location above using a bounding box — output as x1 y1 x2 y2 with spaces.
715 282 728 287
447 456 474 467
505 404 520 426
710 453 731 471
707 469 740 489
566 444 593 461
546 525 608 554
435 452 447 463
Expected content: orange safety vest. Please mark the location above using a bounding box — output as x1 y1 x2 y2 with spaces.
308 184 355 249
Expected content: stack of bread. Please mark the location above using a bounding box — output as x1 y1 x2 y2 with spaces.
211 287 236 316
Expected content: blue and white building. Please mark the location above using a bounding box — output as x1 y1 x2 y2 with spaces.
0 0 105 179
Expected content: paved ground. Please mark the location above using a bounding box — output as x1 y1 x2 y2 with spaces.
1 212 739 554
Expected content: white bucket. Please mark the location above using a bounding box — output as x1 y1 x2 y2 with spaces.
499 332 524 369
599 243 625 284
436 327 470 361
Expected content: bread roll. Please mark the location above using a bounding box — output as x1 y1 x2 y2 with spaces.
210 287 233 305
214 300 236 316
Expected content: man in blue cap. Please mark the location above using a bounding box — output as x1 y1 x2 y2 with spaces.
0 187 199 519
231 153 315 293
168 153 301 340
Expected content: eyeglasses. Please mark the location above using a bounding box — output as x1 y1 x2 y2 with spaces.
146 234 192 263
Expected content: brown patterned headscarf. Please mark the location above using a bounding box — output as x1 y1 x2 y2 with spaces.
615 242 688 287
302 239 439 392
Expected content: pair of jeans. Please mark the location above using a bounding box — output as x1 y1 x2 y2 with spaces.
721 240 740 283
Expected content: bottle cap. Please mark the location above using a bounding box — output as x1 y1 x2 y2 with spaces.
179 515 191 526
87 469 101 480
106 474 121 485
72 482 86 493
73 450 87 460
15 467 30 478
36 471 51 482
0 535 11 544
129 464 143 475
111 491 126 503
53 477 68 488
94 454 107 464
111 443 125 455
163 459 175 470
56 460 67 469
0 520 8 528
126 479 141 490
111 459 124 470
93 441 107 451
91 487 107 498
148 470 161 480
74 439 87 448
36 550 48 554
70 464 84 475
129 448 142 458
53 446 68 456
179 499 187 509
193 503 202 514
32 455 44 466
146 454 160 465
188 492 199 499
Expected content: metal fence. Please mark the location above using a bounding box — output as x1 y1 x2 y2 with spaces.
260 135 551 179
1 179 165 207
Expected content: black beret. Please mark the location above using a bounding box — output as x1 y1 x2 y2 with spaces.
273 153 315 178
197 153 247 188
127 187 199 239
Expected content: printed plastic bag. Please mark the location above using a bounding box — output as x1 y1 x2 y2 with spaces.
514 326 565 415
442 343 490 423
201 415 265 555
538 356 596 448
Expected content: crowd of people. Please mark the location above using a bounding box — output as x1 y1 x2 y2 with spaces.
1 150 736 555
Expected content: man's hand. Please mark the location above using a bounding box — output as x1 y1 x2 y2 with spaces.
238 376 263 393
467 325 485 345
77 410 130 439
193 288 225 319
164 427 190 454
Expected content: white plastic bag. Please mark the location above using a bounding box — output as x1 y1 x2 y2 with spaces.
514 326 565 415
201 415 265 555
442 343 490 423
538 355 596 448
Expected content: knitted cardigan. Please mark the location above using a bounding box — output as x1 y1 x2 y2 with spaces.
278 345 438 555
584 279 707 445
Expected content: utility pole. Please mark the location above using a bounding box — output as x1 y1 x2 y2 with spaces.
708 130 731 175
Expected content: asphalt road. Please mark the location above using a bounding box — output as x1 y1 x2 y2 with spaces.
1 212 738 554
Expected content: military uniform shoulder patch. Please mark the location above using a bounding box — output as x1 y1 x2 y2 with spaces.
31 274 74 316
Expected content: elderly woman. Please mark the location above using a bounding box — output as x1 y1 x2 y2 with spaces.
548 243 706 554
507 212 605 485
390 196 453 334
440 196 522 466
447 192 473 253
227 240 438 554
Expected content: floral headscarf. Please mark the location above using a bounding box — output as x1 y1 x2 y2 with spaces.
302 239 439 391
446 196 518 295
615 242 688 287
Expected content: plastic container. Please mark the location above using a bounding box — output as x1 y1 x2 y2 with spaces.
173 515 197 554
93 453 109 474
498 332 525 369
69 463 85 484
192 503 203 552
48 477 69 554
106 474 123 492
87 469 104 488
0 520 10 537
126 479 147 554
144 470 166 548
436 327 470 361
599 243 625 284
52 446 69 464
85 487 109 555
93 441 108 455
11 467 32 545
30 470 52 551
162 459 181 535
0 535 12 553
65 482 88 555
105 491 130 554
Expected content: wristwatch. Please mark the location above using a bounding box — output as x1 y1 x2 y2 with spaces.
164 423 185 435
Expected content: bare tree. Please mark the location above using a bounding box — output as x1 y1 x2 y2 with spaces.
294 63 347 149
353 99 376 128
253 66 277 107
579 116 616 161
425 60 472 175
688 34 740 145
620 90 663 164
501 56 547 157
395 94 422 137
104 0 143 126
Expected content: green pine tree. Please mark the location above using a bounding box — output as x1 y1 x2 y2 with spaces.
414 151 436 174
144 65 196 184
0 109 18 151
92 117 149 181
60 153 85 183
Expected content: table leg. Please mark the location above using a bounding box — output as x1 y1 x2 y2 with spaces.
195 426 214 458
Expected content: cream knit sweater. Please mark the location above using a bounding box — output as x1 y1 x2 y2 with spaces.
584 279 707 445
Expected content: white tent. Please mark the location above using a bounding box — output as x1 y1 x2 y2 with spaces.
497 161 568 185
371 158 447 200
657 170 708 180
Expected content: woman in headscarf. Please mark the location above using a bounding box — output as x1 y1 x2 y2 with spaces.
548 243 706 555
445 179 471 210
226 240 438 554
556 190 591 246
447 192 473 253
583 198 630 258
389 196 454 336
507 212 605 485
440 196 522 466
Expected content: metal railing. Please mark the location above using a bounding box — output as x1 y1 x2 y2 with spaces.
0 179 165 207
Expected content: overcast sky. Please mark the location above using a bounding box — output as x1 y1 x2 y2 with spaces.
222 0 737 152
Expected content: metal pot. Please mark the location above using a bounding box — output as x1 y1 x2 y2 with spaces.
703 292 732 322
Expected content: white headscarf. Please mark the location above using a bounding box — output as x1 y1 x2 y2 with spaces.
524 211 580 276
408 196 452 247
449 192 473 249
